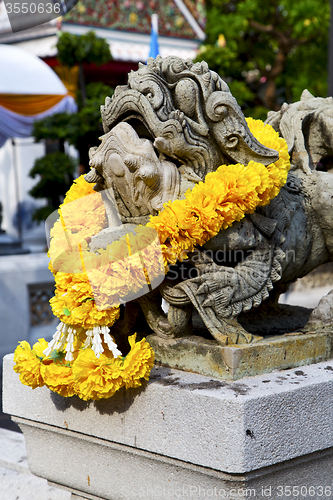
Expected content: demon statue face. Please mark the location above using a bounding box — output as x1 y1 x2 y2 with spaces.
101 56 278 180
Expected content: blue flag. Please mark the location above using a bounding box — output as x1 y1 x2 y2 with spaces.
148 14 160 59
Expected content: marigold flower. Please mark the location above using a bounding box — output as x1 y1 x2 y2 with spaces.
13 341 44 389
62 175 98 204
48 175 107 274
32 338 50 358
121 334 155 389
72 349 124 401
41 363 76 398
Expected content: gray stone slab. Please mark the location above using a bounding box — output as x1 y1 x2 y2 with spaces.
14 418 333 500
147 330 333 380
3 353 333 474
280 285 333 308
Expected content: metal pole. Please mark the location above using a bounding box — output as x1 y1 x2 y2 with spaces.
329 0 333 96
12 139 22 241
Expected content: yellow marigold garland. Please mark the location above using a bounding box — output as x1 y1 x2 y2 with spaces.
13 335 155 401
147 118 289 260
13 118 290 400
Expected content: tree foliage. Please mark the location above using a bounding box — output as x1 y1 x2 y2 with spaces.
57 31 111 103
33 82 113 154
29 31 113 222
29 153 76 221
197 0 330 116
57 31 111 67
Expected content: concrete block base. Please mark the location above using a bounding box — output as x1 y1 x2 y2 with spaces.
3 354 333 499
14 417 333 500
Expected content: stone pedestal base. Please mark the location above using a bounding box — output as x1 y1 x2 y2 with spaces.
148 329 333 380
3 354 333 499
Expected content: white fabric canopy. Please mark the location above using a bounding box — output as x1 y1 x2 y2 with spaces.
0 44 67 95
0 96 77 147
0 44 77 147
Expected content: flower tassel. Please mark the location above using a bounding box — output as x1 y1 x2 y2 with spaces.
43 322 79 361
43 322 68 357
83 325 122 359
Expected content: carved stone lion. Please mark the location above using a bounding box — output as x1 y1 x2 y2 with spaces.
85 57 333 346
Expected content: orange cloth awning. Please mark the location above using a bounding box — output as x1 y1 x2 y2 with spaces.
0 94 65 116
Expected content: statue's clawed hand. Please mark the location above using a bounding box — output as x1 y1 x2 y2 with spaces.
190 267 238 309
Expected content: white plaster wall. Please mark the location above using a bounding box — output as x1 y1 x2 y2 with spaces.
0 253 56 362
0 137 45 236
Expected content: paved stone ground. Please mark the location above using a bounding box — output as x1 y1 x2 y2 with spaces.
0 428 71 500
279 284 333 309
1 374 70 499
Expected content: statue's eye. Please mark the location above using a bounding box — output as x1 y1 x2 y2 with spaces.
215 105 228 118
226 135 239 148
146 93 153 99
164 132 173 139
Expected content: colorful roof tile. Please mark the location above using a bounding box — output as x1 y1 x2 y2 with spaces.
63 0 206 40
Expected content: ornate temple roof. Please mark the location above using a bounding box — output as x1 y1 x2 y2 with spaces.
0 0 206 64
63 0 205 40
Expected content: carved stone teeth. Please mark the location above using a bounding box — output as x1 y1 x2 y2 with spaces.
266 278 274 291
270 269 281 282
261 287 269 300
252 293 262 307
202 72 211 81
273 258 283 273
84 168 101 183
201 61 209 73
173 60 185 73
242 297 253 312
192 62 203 74
232 301 243 315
